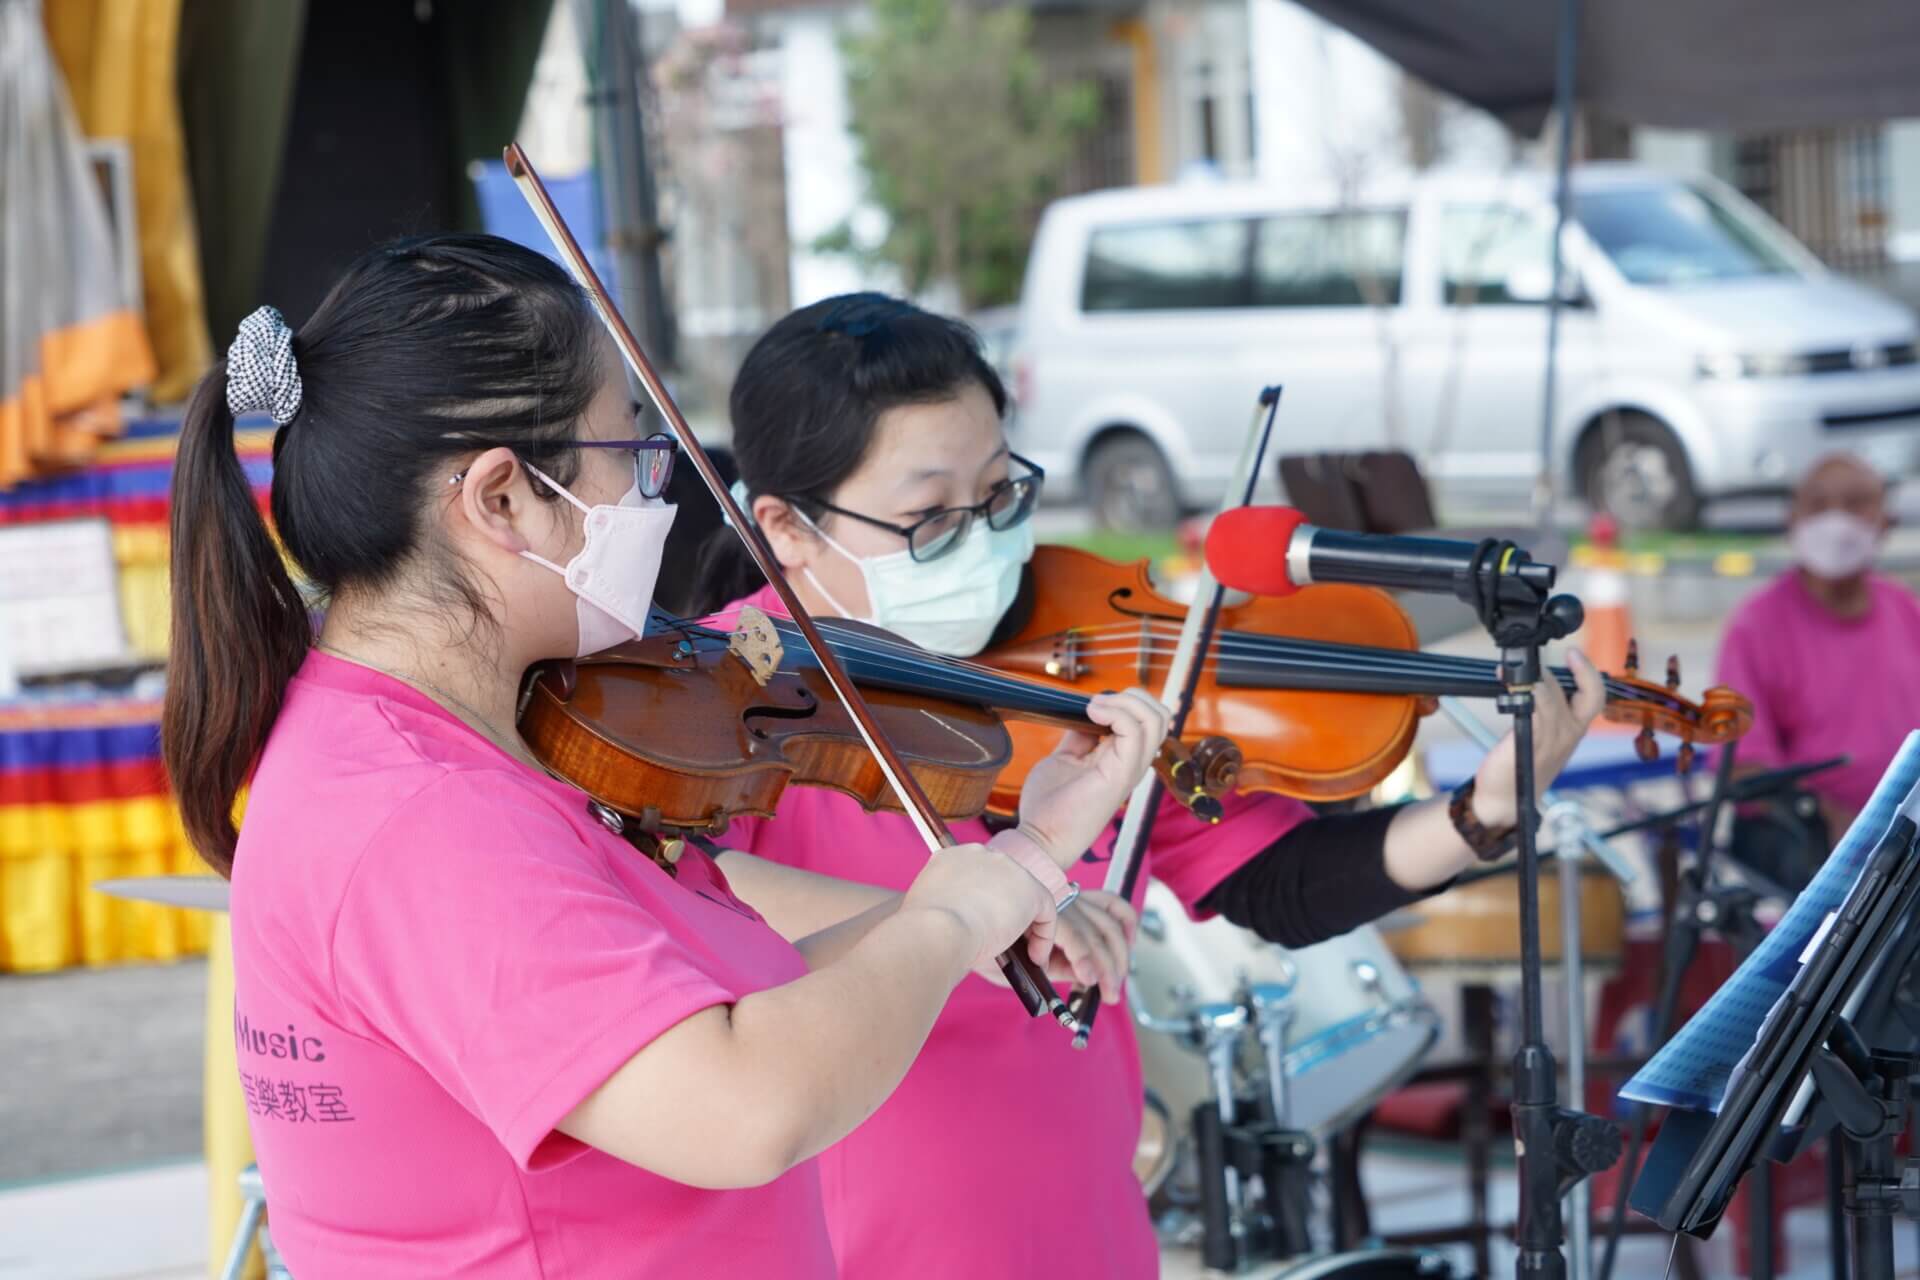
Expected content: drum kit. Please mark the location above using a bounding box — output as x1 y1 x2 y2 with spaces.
1130 875 1452 1277
1126 740 1639 1279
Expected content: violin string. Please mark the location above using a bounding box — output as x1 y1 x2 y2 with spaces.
680 621 1684 721
1057 615 1686 681
1081 626 1688 709
1028 638 1680 712
1054 638 1632 689
770 619 1097 717
683 619 1686 719
1055 617 1672 682
1011 616 1558 674
663 613 1699 722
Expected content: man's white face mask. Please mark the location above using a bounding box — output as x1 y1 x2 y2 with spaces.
1790 509 1881 582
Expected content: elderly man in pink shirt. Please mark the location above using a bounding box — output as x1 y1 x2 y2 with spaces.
1715 452 1920 882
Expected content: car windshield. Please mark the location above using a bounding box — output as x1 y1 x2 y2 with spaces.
1575 184 1802 286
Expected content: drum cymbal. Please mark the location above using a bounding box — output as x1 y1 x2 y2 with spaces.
92 876 230 912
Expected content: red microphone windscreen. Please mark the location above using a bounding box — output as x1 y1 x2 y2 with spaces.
1204 507 1309 596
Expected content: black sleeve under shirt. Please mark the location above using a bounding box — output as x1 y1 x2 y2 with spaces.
1195 805 1456 949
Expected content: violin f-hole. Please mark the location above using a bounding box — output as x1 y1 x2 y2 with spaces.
741 685 818 740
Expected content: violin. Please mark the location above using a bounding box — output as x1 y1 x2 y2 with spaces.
518 608 1243 836
978 545 1754 807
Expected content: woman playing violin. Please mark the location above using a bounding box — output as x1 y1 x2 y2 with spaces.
687 292 1609 1280
160 236 1172 1278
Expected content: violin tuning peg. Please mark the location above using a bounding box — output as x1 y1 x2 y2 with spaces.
1676 742 1697 775
1634 726 1659 762
1666 655 1681 692
1624 639 1640 678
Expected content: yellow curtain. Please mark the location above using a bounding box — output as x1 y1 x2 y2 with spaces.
44 0 212 404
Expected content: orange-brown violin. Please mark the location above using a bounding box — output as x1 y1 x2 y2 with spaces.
977 545 1753 807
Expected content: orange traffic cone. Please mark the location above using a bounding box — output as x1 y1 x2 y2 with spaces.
1575 513 1634 676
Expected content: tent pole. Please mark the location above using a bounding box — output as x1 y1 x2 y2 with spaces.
1536 0 1581 538
582 0 676 369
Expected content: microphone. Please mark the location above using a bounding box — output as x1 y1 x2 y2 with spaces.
1203 506 1558 608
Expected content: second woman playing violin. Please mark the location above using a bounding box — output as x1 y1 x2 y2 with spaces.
688 293 1608 1279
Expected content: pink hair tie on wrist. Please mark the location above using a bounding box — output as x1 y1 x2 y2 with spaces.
989 829 1079 910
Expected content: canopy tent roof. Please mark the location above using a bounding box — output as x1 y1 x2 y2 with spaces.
1289 0 1920 135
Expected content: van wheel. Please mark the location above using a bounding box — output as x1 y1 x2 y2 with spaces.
1580 412 1701 532
1086 434 1181 531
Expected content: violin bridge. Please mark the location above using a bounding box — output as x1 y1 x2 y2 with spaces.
728 606 784 687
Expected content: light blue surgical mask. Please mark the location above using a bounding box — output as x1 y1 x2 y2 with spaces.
801 512 1034 656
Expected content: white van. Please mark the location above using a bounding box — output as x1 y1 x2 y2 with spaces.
1011 165 1920 530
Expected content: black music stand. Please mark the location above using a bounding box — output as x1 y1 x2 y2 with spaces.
1630 807 1920 1279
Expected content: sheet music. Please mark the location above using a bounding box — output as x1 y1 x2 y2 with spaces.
1621 731 1920 1111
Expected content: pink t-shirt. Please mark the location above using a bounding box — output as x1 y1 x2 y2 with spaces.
1714 571 1920 815
712 585 1312 1279
228 652 834 1278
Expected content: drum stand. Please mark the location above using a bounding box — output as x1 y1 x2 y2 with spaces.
1132 984 1318 1270
1459 553 1621 1280
1440 695 1640 1280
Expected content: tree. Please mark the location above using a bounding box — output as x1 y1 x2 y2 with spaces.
833 0 1096 309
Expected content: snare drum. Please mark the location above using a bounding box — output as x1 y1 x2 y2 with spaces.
1132 881 1438 1137
1384 865 1626 977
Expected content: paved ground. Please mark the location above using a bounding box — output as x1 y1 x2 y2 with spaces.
0 960 204 1186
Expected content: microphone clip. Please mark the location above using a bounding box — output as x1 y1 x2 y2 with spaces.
1461 537 1583 689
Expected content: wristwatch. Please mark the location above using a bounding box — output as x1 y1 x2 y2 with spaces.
1449 779 1516 862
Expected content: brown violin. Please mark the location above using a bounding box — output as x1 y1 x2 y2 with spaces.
978 545 1754 807
518 608 1242 837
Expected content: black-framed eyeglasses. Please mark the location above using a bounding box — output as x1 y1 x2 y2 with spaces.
567 432 678 499
795 453 1045 562
448 433 678 498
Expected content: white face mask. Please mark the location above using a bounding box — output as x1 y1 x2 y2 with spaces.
520 463 677 657
1790 509 1881 581
802 512 1034 656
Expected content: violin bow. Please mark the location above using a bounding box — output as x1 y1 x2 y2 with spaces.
1068 386 1285 1049
503 145 1068 1027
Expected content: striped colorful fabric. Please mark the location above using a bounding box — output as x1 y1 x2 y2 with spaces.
0 694 213 972
0 414 273 527
0 413 264 970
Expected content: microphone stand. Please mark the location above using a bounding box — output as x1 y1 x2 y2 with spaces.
1466 539 1623 1280
1440 696 1639 1280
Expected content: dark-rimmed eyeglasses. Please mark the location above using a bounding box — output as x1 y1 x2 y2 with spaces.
448 434 679 499
793 453 1045 562
566 433 678 499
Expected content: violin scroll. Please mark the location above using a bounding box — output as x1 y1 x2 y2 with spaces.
1599 647 1754 776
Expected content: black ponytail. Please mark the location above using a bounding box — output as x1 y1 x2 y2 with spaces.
680 293 1006 617
162 372 312 873
162 233 605 871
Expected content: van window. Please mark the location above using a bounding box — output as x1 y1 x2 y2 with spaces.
1254 210 1406 306
1081 218 1252 311
1575 184 1799 285
1441 205 1554 305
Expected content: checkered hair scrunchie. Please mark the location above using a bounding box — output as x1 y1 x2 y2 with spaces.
225 305 304 425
